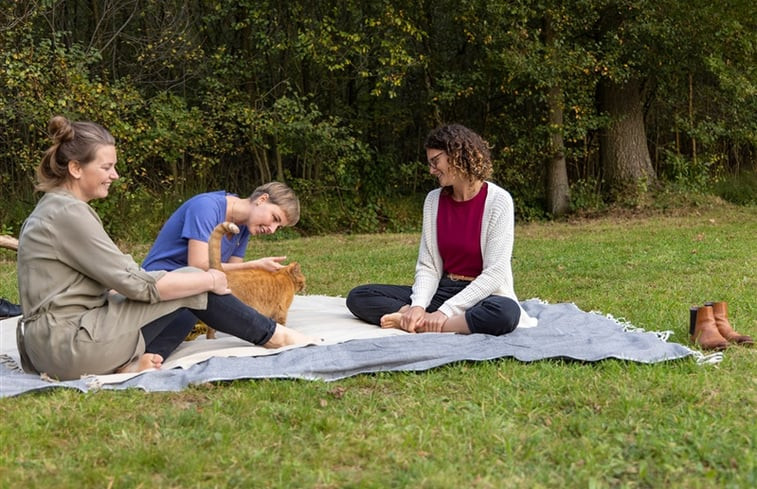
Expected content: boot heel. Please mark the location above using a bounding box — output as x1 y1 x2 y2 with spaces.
689 306 699 336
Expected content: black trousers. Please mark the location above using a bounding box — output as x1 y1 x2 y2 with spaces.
345 278 520 336
141 293 277 359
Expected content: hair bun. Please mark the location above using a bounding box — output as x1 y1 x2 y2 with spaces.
48 115 74 144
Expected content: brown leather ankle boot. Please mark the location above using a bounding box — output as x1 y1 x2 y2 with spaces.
706 301 754 345
690 305 729 350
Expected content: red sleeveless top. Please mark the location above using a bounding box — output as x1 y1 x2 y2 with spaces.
436 183 487 278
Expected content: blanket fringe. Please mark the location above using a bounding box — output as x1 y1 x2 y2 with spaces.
0 353 23 373
599 312 675 342
691 351 724 365
592 311 724 365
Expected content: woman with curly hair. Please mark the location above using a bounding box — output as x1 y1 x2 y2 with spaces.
346 123 535 335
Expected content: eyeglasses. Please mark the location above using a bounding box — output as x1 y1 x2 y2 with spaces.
428 151 445 169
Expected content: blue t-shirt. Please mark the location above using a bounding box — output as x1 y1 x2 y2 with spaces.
142 191 251 271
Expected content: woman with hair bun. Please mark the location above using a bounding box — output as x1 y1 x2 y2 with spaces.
346 123 536 336
16 116 316 380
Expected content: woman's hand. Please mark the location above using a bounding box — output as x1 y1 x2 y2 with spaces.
400 306 426 333
250 256 287 272
207 269 231 295
418 311 448 333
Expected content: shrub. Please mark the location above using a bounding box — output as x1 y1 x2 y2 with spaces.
712 171 757 205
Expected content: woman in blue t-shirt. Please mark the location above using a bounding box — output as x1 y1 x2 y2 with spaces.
141 182 301 357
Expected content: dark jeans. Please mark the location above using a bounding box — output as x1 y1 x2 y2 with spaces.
141 293 276 359
345 278 520 336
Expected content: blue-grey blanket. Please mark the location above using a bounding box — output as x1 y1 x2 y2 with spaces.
0 299 699 398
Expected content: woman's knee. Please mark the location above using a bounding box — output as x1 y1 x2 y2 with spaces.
345 286 369 315
466 297 521 336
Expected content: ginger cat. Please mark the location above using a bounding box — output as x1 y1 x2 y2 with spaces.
198 221 306 340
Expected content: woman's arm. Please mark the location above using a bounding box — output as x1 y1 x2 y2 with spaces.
222 257 287 272
187 239 211 270
156 268 230 301
409 190 443 309
187 238 286 272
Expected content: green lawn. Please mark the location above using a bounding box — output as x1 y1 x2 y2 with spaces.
1 205 755 488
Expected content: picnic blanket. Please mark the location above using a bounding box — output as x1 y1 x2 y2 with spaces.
0 295 713 398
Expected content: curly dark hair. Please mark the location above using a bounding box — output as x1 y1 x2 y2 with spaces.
424 123 492 182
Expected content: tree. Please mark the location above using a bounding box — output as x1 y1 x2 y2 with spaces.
598 77 655 195
1 0 755 235
543 11 571 216
591 2 657 198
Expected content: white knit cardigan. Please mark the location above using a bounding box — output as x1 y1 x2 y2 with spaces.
409 182 537 328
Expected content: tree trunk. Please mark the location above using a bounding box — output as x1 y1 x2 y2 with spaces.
543 14 570 217
251 145 271 183
273 134 284 182
689 73 697 165
546 84 571 217
599 78 656 196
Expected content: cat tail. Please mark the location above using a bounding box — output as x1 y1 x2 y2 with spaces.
208 221 240 270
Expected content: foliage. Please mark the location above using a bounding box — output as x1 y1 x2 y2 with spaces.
0 1 755 237
712 171 757 205
569 179 606 214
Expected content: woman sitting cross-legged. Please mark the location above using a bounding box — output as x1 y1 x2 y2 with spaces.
16 115 317 381
346 123 536 335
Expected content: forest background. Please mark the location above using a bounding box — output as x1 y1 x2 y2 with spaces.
1 0 755 242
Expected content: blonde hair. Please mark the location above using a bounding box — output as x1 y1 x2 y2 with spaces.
36 115 115 192
249 181 300 226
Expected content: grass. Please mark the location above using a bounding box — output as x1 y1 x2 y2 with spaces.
1 205 756 488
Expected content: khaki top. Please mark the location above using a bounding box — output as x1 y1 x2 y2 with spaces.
16 190 206 380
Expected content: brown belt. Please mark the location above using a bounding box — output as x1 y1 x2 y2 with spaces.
446 273 477 282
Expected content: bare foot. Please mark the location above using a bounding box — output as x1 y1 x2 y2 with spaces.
380 305 410 329
116 353 163 374
380 312 403 329
264 325 320 349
